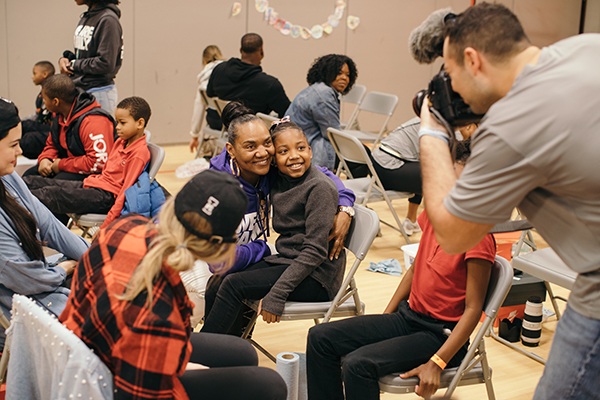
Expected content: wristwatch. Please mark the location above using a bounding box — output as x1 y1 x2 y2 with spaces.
338 206 355 217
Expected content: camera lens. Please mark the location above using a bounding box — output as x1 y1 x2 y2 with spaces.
412 89 427 118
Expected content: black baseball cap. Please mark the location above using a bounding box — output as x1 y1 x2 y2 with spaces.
174 170 248 243
0 98 20 133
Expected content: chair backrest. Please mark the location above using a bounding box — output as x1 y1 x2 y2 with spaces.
483 256 514 317
327 127 377 178
214 98 230 116
5 295 114 399
341 84 367 106
199 89 215 110
256 112 279 126
344 204 380 261
358 91 398 116
147 142 165 183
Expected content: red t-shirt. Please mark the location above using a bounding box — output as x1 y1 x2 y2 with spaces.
408 212 497 321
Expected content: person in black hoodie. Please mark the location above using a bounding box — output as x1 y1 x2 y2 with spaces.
206 33 290 124
22 75 116 182
59 0 123 116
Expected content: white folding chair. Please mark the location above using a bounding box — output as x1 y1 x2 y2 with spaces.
340 84 367 130
379 255 513 399
195 89 227 159
2 295 114 399
243 205 380 362
70 142 166 237
328 127 414 243
256 112 279 127
339 91 398 146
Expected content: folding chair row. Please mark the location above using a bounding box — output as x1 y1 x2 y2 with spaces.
195 90 229 159
340 90 398 147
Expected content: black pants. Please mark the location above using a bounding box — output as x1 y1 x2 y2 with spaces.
24 176 115 224
20 120 50 160
181 332 287 400
373 160 423 205
201 260 329 335
306 301 467 400
22 164 88 182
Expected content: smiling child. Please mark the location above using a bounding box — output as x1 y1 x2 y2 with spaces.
202 118 346 333
24 97 151 228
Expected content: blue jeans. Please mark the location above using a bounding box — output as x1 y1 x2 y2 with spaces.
87 85 118 116
533 305 600 400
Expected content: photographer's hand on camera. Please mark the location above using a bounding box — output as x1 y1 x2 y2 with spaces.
418 98 451 144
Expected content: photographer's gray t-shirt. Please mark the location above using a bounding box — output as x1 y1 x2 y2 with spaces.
444 34 600 320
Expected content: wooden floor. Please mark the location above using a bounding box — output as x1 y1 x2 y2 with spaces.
156 144 565 400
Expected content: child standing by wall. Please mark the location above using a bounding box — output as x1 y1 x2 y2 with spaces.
202 118 346 332
24 96 151 227
20 61 55 159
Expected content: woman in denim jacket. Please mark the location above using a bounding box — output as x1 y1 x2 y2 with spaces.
285 55 358 171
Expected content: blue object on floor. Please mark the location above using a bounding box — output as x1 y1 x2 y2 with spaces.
367 258 403 276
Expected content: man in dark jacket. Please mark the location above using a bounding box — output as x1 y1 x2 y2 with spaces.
22 75 116 181
59 0 123 116
206 33 291 126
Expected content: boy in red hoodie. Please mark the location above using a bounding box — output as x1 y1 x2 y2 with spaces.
22 74 115 181
24 97 151 228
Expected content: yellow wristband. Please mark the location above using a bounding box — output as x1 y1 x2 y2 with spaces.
430 354 447 370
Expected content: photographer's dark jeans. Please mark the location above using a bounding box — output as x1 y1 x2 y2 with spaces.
201 260 329 335
180 332 287 400
306 301 466 400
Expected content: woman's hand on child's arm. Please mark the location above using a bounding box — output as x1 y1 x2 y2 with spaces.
399 360 442 398
328 211 352 260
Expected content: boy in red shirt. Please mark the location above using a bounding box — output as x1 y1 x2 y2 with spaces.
306 139 497 400
24 97 151 228
22 74 115 180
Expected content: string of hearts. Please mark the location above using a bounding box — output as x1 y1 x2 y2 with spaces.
232 0 360 39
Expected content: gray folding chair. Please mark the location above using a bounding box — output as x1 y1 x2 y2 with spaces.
339 91 398 146
328 127 414 243
70 142 166 237
195 90 227 159
379 255 513 399
242 205 380 362
256 112 279 126
210 98 231 157
340 84 367 130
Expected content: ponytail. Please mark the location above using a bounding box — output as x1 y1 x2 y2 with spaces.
120 197 235 306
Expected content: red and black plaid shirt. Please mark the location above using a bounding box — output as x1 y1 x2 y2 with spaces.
60 214 194 400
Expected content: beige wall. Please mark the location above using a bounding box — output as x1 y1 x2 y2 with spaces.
1 0 594 144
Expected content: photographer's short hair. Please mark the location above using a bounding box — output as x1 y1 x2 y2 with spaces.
42 75 77 104
34 61 55 76
444 3 530 65
117 96 152 127
241 33 263 54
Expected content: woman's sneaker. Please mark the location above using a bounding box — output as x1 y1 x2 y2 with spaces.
402 218 421 236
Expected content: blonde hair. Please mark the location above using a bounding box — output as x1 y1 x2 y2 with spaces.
121 197 235 305
202 45 224 66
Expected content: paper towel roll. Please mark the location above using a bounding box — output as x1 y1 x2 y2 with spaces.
276 352 300 400
296 352 307 400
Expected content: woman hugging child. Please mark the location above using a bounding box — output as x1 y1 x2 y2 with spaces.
202 117 346 331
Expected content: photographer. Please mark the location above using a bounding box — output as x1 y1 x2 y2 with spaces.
415 3 600 399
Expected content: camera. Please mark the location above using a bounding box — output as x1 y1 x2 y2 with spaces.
412 68 483 126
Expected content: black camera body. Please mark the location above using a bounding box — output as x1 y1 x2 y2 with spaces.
413 69 483 126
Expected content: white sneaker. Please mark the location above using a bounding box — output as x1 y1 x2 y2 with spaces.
402 218 421 236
